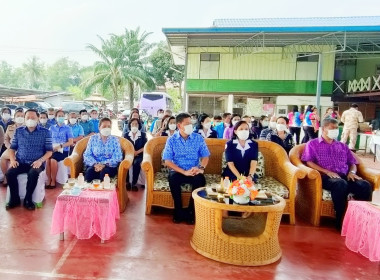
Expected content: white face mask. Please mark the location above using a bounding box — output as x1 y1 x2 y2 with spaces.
25 119 37 128
191 119 197 124
39 118 47 125
130 126 139 133
69 118 77 125
15 117 24 124
203 122 211 130
236 130 249 140
81 115 89 121
276 124 287 132
232 120 239 126
183 124 193 135
100 128 111 136
327 129 339 140
2 113 10 121
262 121 269 127
158 113 164 119
269 121 277 129
48 114 55 120
169 124 177 131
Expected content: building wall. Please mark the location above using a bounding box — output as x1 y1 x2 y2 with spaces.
355 56 380 79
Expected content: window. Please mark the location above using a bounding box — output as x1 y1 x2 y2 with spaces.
200 53 220 61
296 54 319 62
200 52 220 79
142 94 163 101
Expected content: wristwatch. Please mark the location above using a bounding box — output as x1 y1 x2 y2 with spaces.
350 171 356 174
198 165 205 170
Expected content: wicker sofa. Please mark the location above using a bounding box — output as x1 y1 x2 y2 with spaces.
289 143 380 226
142 137 305 224
63 136 135 213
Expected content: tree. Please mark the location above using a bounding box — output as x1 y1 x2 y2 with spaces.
46 57 81 91
22 56 45 89
0 61 20 87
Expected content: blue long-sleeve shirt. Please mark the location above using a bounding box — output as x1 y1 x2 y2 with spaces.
83 134 122 168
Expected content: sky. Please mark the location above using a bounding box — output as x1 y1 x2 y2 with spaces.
0 0 379 67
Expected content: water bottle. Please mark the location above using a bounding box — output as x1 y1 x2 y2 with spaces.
103 174 110 190
223 177 230 192
78 173 84 187
372 190 380 205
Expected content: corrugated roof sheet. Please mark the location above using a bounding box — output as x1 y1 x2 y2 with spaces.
213 16 380 28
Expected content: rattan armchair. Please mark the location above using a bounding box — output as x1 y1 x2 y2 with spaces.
256 140 306 224
63 136 134 213
289 143 380 226
142 137 227 215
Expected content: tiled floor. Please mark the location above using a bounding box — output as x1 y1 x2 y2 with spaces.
1 176 379 280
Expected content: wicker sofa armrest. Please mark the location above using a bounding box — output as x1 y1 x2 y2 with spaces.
357 166 380 190
64 152 83 178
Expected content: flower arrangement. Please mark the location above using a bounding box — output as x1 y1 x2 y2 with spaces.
227 176 258 204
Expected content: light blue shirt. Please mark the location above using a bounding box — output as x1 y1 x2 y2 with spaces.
89 119 100 133
69 123 84 138
83 134 122 168
49 124 74 152
215 122 225 139
162 131 210 171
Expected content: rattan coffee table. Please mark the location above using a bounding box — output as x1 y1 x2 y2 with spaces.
190 188 285 266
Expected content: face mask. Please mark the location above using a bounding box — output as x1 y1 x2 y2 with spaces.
158 113 164 119
57 117 65 124
15 117 24 124
203 123 211 130
169 124 177 131
191 119 197 124
2 113 10 121
100 128 111 136
91 114 98 120
183 124 193 135
327 129 339 139
48 115 55 120
262 121 269 127
130 126 139 133
232 120 239 126
69 118 77 125
39 118 47 125
276 124 287 132
269 121 277 129
81 115 89 121
236 130 249 140
25 119 37 128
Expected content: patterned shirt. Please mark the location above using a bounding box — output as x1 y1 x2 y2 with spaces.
162 131 210 171
10 126 53 164
259 128 273 140
69 123 84 138
47 118 57 127
49 124 74 152
89 119 100 133
341 108 364 129
83 134 122 168
78 120 95 136
301 137 358 175
266 129 294 154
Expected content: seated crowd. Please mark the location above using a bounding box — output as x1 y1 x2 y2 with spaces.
0 105 373 231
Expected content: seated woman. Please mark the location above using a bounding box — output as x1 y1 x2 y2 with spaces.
123 118 147 191
46 110 73 188
223 113 241 140
122 111 146 135
195 114 217 139
242 115 258 139
1 108 24 185
266 116 295 154
222 120 258 182
161 116 177 137
83 117 123 182
153 115 171 137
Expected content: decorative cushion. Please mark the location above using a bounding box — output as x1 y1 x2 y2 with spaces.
322 189 332 201
222 151 265 179
258 176 289 199
161 150 169 174
153 172 221 192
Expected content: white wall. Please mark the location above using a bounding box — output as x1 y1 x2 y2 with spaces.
275 96 333 116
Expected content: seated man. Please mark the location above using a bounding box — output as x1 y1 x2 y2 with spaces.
78 109 95 137
163 113 210 224
301 118 371 229
83 117 122 182
68 111 84 154
6 109 53 210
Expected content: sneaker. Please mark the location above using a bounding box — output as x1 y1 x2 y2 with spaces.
5 200 21 210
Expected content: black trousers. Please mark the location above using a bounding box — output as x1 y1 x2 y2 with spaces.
131 156 143 186
289 127 301 145
302 126 317 143
6 163 44 204
168 171 206 219
85 166 118 182
321 174 371 225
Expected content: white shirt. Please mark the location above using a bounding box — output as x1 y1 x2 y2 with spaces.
198 128 212 139
232 139 252 157
128 130 141 143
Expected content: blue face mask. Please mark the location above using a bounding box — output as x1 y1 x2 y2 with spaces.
57 117 65 124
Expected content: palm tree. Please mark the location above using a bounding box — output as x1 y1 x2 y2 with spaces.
83 27 154 113
22 56 44 89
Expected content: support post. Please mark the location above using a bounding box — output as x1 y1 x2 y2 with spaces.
316 53 323 115
228 94 234 114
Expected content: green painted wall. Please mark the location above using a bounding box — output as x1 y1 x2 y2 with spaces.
187 79 333 96
355 56 380 79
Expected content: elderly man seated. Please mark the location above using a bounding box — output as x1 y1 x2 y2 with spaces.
301 118 371 230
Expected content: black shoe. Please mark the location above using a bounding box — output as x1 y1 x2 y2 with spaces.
45 185 56 189
186 217 195 225
132 186 138 192
5 201 21 210
23 200 35 211
126 183 131 191
172 216 183 224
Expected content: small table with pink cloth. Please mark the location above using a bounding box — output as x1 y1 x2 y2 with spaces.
51 189 120 243
341 201 380 261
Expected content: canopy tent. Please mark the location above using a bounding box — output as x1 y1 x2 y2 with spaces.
84 92 109 103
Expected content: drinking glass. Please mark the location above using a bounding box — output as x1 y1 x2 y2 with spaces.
68 178 76 188
93 179 101 188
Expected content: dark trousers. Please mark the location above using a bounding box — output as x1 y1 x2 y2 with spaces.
289 127 301 145
85 166 118 182
302 126 317 143
6 163 44 204
322 174 371 225
168 171 206 219
131 156 143 186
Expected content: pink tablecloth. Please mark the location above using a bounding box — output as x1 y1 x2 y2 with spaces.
342 201 380 261
51 189 120 241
